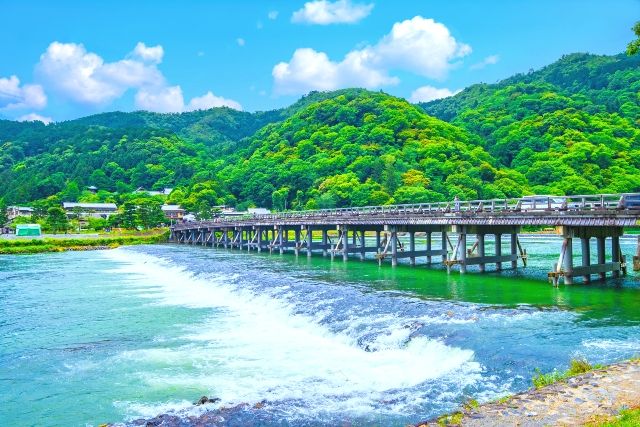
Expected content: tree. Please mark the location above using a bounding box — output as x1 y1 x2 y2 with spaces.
272 187 290 211
137 201 165 229
0 199 8 226
627 21 640 55
46 207 68 234
120 201 138 229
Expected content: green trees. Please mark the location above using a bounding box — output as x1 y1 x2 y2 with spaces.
627 21 640 55
0 200 8 226
46 207 68 234
2 53 640 212
137 201 165 229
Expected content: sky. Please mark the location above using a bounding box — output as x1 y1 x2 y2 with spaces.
1 0 638 123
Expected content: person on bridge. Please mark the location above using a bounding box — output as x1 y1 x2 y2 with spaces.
454 195 460 212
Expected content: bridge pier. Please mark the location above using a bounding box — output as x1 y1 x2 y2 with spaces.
478 233 485 273
445 226 521 274
549 226 625 286
322 229 329 257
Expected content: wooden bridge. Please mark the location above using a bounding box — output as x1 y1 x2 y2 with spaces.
170 194 640 285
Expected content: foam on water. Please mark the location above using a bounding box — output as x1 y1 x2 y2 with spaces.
103 248 482 421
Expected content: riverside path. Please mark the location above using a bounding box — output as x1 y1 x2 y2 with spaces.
170 193 640 285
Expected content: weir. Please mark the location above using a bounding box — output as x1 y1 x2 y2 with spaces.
170 194 640 286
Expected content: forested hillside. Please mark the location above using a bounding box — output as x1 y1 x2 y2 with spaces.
421 53 640 195
1 52 639 215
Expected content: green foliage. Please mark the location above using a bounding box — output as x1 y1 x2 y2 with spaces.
532 358 601 388
0 199 7 225
45 206 68 234
627 21 640 56
421 53 640 196
596 407 640 427
0 232 168 254
2 53 639 211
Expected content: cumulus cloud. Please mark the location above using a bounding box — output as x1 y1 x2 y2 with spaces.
135 86 242 113
272 48 396 95
36 41 164 104
292 0 373 25
273 16 471 95
187 91 242 111
470 54 500 70
135 85 184 113
17 112 53 124
409 85 460 103
268 10 279 20
132 42 164 63
0 75 47 110
35 41 241 114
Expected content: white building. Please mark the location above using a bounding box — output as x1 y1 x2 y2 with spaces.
63 202 118 219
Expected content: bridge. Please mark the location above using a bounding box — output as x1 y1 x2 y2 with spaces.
170 194 640 286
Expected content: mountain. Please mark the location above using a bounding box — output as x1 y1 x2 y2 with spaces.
1 52 639 213
420 53 640 195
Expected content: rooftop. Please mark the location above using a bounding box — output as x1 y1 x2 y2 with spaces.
162 205 185 211
62 202 118 210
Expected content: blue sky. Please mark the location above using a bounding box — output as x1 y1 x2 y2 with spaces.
1 0 638 122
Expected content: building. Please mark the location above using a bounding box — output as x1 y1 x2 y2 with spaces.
135 187 174 196
15 224 41 237
248 208 271 215
6 206 34 221
161 204 185 220
62 202 118 219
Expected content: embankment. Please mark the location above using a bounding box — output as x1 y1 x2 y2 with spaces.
419 359 640 426
0 232 169 254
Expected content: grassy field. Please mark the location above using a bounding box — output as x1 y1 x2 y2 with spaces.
0 230 169 254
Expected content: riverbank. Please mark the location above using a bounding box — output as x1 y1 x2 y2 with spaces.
0 231 169 254
417 359 640 426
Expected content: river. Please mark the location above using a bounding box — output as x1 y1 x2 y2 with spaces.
2 236 640 426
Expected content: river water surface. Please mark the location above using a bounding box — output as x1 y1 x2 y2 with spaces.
2 237 640 426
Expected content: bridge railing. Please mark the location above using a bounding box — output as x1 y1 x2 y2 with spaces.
172 193 639 229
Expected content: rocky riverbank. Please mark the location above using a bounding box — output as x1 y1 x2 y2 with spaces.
417 359 640 426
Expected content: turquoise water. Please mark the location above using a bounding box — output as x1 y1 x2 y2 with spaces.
1 237 640 426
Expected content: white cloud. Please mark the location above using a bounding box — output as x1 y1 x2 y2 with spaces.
17 113 53 124
292 0 373 24
237 38 246 47
409 85 460 103
37 41 164 104
470 54 500 70
273 48 396 95
273 16 471 95
132 42 164 63
135 85 184 113
187 91 242 111
135 86 242 113
374 17 471 79
34 41 241 115
0 75 47 110
268 10 279 20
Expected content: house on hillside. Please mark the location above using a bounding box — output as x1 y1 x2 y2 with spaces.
135 187 174 196
63 202 118 219
7 206 34 221
161 204 185 220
